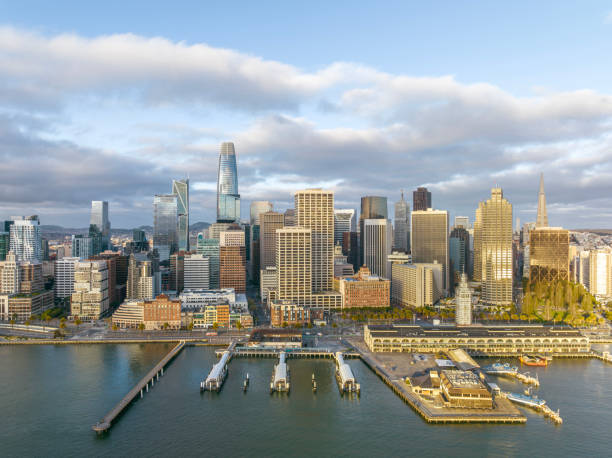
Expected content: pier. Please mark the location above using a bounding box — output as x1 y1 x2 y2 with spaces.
92 340 185 433
217 347 360 359
482 364 539 386
335 352 360 395
201 350 232 391
592 350 612 364
270 352 290 393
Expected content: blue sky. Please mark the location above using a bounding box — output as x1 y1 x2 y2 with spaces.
1 1 612 228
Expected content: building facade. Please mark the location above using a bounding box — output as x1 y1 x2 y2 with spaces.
411 209 449 292
270 301 311 327
455 273 473 326
393 192 410 253
219 230 246 293
529 228 570 283
362 218 393 279
335 266 390 308
153 194 178 262
334 209 356 247
172 179 190 252
260 211 284 269
70 260 109 320
413 187 432 211
197 236 220 289
391 262 443 308
217 142 240 223
9 216 41 262
184 253 210 290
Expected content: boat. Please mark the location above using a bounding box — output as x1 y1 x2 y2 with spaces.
506 392 547 408
519 355 548 366
482 362 518 374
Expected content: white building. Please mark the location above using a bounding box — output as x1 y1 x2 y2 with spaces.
54 257 80 299
260 266 278 304
71 260 109 320
184 254 210 290
0 252 19 294
179 288 248 312
9 216 41 262
455 273 473 325
334 209 356 246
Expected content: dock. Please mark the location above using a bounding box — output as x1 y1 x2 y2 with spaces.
335 352 360 395
216 347 360 359
592 350 612 364
92 340 185 433
201 350 232 391
270 352 290 393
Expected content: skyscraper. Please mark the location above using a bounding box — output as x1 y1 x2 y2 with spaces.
454 216 470 229
411 209 449 291
184 254 210 290
219 230 246 293
153 194 178 262
473 188 513 306
71 260 109 320
197 235 220 289
334 209 356 247
250 201 273 225
217 142 240 223
362 219 393 278
9 216 41 262
536 173 548 228
413 187 432 211
276 227 312 306
172 179 190 251
90 201 110 250
260 211 284 270
295 189 334 293
393 192 410 253
359 196 388 267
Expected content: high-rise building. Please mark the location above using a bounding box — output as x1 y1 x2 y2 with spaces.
169 251 186 293
449 236 466 285
359 196 388 269
296 189 334 293
197 236 220 289
411 209 449 291
0 252 19 294
362 219 393 278
219 230 246 293
131 229 148 252
283 208 296 227
529 228 570 283
473 188 513 306
89 251 127 308
9 216 41 262
217 142 240 223
454 216 470 230
276 227 312 306
260 211 284 270
153 194 178 261
71 235 92 259
250 201 273 225
54 257 80 299
172 179 190 251
334 209 356 247
413 187 432 211
391 262 443 307
455 272 473 326
0 232 9 261
393 192 410 253
342 231 360 273
71 260 109 319
589 250 611 298
536 173 548 228
184 254 210 290
90 201 110 250
450 226 470 279
260 266 278 304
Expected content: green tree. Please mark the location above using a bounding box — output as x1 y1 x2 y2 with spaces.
581 294 593 313
138 322 145 332
212 322 219 330
187 322 194 331
236 321 243 331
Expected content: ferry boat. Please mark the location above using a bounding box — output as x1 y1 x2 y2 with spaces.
482 362 518 374
519 355 548 366
506 392 546 408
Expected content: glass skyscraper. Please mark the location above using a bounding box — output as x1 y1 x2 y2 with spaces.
393 192 410 253
90 201 110 250
153 194 178 262
172 178 190 251
9 215 41 262
197 234 220 288
217 142 240 223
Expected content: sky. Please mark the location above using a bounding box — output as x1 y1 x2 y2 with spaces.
2 1 612 228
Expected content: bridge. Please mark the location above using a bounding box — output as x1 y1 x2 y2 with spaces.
92 340 185 433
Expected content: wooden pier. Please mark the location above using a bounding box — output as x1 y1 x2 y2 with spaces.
92 340 186 433
216 347 360 359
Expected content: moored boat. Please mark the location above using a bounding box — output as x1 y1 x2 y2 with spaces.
519 355 548 366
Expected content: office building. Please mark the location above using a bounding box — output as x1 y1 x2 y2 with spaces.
71 234 92 259
391 262 443 307
0 252 19 294
184 254 210 290
454 216 470 230
589 250 612 298
90 201 110 251
388 251 412 265
270 301 311 327
529 228 570 283
197 236 220 289
473 188 513 306
411 209 449 291
296 189 335 292
359 196 387 271
179 288 248 311
393 192 410 253
70 260 109 320
217 142 240 223
172 179 190 251
0 232 9 261
450 226 470 278
334 266 390 308
153 194 178 261
250 201 273 225
449 236 466 285
276 227 312 306
362 218 393 278
169 251 186 293
334 209 356 247
131 229 148 252
89 251 127 308
283 208 296 227
413 187 432 211
342 231 360 272
260 266 278 304
455 273 472 326
333 244 355 277
219 230 246 293
112 294 181 330
9 216 41 262
54 257 80 299
260 211 284 270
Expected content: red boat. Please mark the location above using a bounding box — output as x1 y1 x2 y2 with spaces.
519 355 548 366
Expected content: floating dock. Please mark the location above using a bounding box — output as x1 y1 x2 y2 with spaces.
92 340 185 433
482 363 539 386
505 392 562 424
270 352 290 393
201 350 231 392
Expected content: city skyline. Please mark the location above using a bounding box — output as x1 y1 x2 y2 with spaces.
3 4 612 228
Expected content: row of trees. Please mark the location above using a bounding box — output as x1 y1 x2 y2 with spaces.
522 280 597 321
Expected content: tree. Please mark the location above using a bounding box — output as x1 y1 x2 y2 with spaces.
188 322 194 332
212 322 219 330
236 321 243 331
111 323 118 331
138 322 145 332
281 321 288 328
74 318 82 327
581 294 593 313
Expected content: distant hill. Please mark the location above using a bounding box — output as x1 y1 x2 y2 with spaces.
571 229 612 235
40 222 211 238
